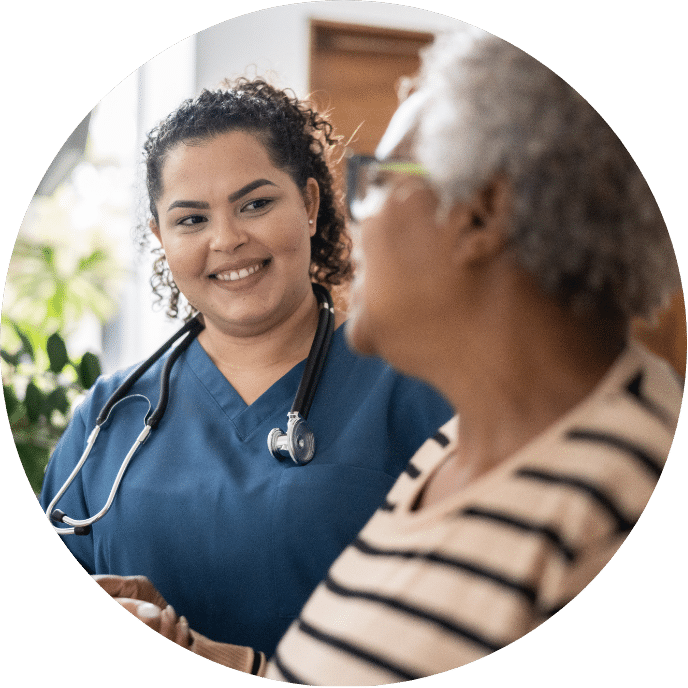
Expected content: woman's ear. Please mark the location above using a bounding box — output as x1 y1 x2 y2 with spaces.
149 218 162 244
304 178 321 236
451 175 511 265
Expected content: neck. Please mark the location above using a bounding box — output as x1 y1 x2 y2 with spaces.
422 265 627 474
197 289 320 403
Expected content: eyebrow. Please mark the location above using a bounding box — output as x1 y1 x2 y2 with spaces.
166 179 278 212
228 178 277 202
167 199 209 212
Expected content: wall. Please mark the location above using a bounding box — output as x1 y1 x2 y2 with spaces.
195 1 463 95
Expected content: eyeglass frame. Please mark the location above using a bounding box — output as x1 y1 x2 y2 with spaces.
345 153 428 222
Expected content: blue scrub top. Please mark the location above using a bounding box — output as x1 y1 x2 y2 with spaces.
40 325 452 654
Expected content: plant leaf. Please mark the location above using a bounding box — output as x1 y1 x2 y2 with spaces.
46 332 69 373
78 351 101 389
24 381 44 422
11 322 35 361
45 387 70 416
3 384 19 416
14 442 50 494
77 249 108 273
1 349 20 367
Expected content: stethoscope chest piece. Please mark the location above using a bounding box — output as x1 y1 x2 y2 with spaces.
268 412 315 465
267 282 334 466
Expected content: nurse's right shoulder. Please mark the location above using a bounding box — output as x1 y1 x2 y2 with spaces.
70 357 161 427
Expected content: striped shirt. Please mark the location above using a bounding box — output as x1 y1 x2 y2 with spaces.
266 343 682 684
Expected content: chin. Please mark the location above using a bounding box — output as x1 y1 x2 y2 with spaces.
344 312 379 358
345 278 377 356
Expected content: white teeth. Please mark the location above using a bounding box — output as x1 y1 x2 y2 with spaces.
215 262 263 282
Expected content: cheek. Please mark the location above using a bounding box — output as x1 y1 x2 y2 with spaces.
285 229 312 256
260 215 312 261
163 238 196 271
357 214 406 295
159 235 208 287
355 200 442 319
265 235 312 285
346 223 395 352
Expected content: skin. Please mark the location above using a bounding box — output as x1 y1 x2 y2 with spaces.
150 129 344 404
94 575 191 646
102 88 628 642
347 96 626 508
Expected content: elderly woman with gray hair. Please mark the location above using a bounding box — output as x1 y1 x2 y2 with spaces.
103 29 682 683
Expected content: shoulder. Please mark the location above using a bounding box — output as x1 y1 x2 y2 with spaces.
463 343 681 561
491 343 681 527
558 341 682 481
624 340 683 427
70 353 166 425
378 417 458 511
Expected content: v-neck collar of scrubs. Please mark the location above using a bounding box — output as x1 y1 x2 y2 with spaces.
183 329 344 441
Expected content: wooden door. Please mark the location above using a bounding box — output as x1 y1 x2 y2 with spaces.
309 20 433 180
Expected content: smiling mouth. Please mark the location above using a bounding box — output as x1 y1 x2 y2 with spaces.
212 259 270 282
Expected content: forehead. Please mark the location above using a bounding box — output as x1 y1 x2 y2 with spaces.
375 90 428 160
159 130 287 196
165 130 268 171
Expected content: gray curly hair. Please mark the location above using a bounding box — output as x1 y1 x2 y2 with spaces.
411 29 679 320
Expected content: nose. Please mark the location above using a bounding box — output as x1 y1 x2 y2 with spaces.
209 212 248 252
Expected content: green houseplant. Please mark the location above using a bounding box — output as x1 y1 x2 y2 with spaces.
2 228 120 494
2 321 101 493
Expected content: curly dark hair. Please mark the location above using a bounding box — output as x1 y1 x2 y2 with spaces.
136 78 352 319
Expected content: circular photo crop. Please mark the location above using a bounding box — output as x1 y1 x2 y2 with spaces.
2 2 684 686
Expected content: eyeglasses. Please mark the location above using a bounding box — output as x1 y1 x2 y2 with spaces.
346 153 428 223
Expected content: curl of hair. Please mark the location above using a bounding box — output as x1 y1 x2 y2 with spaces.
412 30 679 320
135 78 351 319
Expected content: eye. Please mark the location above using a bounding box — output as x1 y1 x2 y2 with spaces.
178 214 207 226
368 169 391 188
242 198 273 212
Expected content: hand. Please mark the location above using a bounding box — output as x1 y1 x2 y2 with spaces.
92 574 262 671
93 574 169 609
93 575 191 648
116 597 191 648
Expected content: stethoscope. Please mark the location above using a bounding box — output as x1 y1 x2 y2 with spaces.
47 283 335 536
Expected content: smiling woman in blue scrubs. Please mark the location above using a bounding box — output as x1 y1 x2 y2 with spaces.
39 79 451 657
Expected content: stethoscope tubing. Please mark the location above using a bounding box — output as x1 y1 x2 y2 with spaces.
47 284 334 536
47 424 152 534
291 283 334 419
48 316 203 535
95 315 204 426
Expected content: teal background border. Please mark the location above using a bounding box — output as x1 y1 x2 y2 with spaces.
0 0 688 688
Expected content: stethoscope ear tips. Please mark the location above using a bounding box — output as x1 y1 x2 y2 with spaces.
50 509 66 523
268 412 315 465
50 509 91 536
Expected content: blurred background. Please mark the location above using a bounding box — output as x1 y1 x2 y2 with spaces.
1 1 684 493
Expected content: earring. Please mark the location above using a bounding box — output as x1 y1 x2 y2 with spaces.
309 220 314 225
